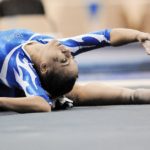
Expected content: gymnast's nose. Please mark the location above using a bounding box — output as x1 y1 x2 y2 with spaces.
61 47 72 58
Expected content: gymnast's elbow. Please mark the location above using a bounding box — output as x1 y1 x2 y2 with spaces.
43 104 52 112
37 104 51 112
34 97 52 113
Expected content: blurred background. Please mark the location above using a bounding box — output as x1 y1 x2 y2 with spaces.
0 0 150 87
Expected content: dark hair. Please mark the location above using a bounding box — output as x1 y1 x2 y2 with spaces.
40 63 78 97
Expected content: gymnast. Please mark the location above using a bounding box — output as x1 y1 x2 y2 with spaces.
0 28 150 113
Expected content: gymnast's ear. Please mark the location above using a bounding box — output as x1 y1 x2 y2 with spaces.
40 63 48 75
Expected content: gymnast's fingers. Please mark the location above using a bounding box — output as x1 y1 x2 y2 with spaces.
142 40 150 55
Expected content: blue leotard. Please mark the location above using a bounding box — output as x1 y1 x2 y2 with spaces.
0 29 111 104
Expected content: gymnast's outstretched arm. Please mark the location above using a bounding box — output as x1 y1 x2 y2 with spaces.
66 82 150 106
59 28 150 56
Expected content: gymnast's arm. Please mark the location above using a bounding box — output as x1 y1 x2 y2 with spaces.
110 28 150 46
0 96 51 113
59 28 150 55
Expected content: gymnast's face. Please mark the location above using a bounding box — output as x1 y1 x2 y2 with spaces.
43 39 78 76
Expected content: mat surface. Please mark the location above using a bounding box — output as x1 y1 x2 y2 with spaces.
0 105 150 150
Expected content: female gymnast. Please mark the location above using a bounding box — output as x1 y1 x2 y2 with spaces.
0 28 150 113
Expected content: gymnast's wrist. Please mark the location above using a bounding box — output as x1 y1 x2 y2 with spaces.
136 32 150 43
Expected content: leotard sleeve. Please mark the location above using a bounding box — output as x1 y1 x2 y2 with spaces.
59 29 111 56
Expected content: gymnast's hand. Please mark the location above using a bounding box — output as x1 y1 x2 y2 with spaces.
136 32 150 55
